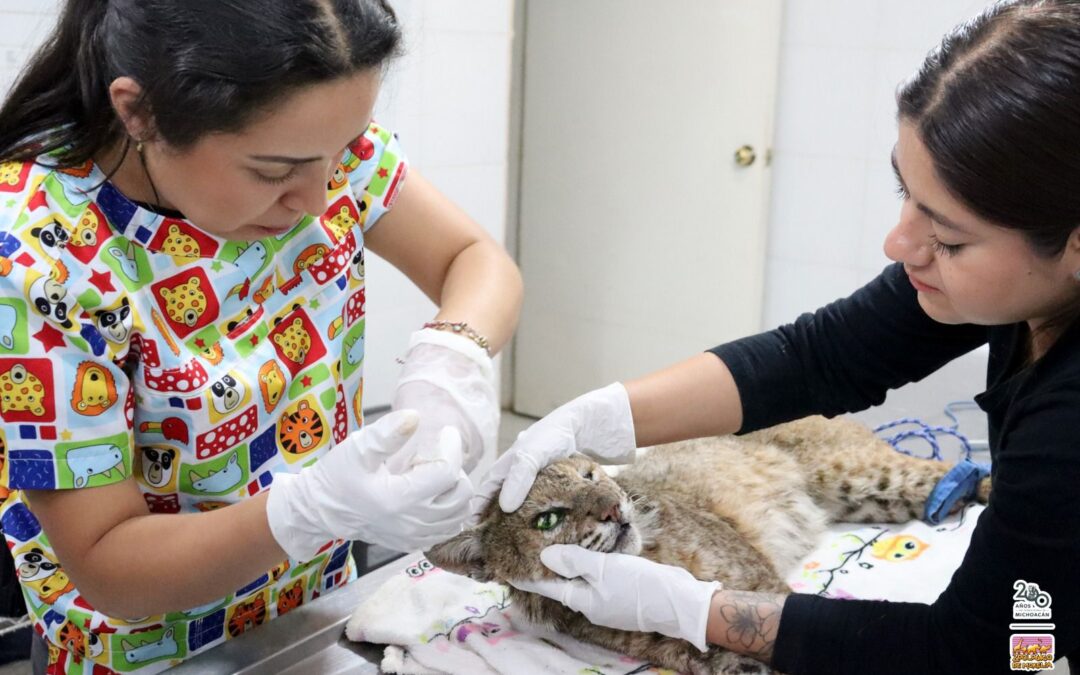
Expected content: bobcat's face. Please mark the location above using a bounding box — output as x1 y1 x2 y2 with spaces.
427 456 645 583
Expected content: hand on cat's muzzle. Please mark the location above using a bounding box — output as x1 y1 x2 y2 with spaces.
508 544 720 652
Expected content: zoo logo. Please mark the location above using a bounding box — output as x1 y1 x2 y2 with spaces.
1012 579 1052 620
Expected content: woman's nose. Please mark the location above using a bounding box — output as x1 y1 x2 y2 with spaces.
883 201 933 267
280 172 329 218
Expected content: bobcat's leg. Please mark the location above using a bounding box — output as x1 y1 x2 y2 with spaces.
548 614 711 674
557 617 774 675
708 649 777 674
748 416 989 523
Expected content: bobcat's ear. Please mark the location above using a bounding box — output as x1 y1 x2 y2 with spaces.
425 529 491 582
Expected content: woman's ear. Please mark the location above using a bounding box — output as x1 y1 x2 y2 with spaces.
1066 227 1080 281
108 76 153 141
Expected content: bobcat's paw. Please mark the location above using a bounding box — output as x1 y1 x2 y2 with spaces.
710 649 775 674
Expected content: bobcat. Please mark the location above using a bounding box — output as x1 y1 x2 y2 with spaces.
427 415 991 674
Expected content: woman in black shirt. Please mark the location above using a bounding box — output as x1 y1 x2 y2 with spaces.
478 2 1080 673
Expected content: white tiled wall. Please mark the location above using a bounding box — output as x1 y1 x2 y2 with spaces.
0 0 516 409
763 0 993 328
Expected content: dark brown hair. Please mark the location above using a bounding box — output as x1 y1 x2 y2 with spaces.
0 0 402 166
898 0 1080 258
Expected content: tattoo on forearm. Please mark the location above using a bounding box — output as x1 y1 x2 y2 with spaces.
712 590 786 664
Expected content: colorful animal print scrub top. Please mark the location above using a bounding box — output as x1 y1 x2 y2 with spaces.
0 122 407 674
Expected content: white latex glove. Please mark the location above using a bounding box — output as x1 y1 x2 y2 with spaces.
390 328 498 475
510 545 720 652
475 382 636 516
266 409 473 560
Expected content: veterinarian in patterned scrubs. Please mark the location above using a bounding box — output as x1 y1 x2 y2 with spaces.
0 1 521 673
483 2 1079 674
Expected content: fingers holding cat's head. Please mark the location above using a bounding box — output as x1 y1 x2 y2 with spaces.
426 455 642 584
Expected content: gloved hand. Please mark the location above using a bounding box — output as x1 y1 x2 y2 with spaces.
474 382 636 517
266 409 473 560
510 545 720 652
923 458 992 525
390 328 498 475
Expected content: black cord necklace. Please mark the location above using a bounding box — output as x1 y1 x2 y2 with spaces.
135 140 164 208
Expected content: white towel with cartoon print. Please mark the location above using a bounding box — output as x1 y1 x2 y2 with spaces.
346 505 983 674
788 503 983 602
344 557 659 675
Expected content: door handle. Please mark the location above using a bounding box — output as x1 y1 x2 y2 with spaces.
734 145 756 167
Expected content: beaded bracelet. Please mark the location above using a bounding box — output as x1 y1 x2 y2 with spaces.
423 320 491 355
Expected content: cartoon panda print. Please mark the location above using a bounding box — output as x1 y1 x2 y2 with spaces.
209 373 246 415
139 446 176 489
350 248 365 280
30 220 69 259
28 275 74 329
94 297 132 343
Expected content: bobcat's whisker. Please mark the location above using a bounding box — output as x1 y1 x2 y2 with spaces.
580 531 601 550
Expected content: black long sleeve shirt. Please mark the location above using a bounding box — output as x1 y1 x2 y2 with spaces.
709 263 1080 675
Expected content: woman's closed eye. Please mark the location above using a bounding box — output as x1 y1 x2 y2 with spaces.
929 234 964 256
252 167 299 185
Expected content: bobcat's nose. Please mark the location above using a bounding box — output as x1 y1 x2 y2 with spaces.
599 503 622 523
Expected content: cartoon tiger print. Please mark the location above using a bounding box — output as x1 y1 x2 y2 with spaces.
227 596 267 638
276 579 304 616
277 400 325 454
269 560 290 582
57 621 86 663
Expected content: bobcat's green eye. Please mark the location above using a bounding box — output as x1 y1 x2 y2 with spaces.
534 510 565 531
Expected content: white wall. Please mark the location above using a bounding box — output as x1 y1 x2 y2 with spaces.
0 1 57 94
0 0 516 410
764 0 992 328
365 0 514 408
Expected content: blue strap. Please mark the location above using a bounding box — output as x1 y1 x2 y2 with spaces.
923 458 991 525
873 417 974 461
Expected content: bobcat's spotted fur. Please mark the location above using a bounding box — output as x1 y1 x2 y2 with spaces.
427 415 991 674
